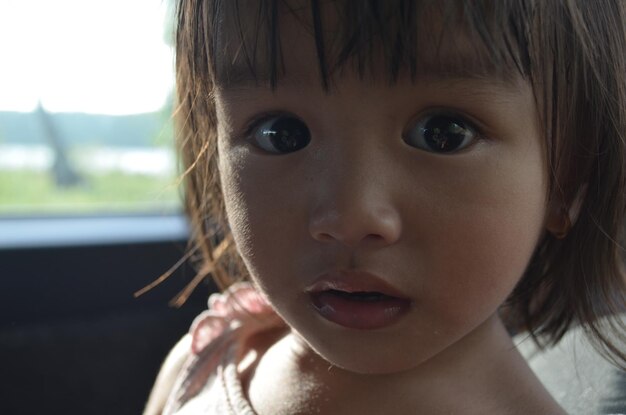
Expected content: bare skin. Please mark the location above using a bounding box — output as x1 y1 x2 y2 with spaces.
242 315 564 415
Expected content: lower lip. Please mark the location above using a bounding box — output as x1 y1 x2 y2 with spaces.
310 291 411 330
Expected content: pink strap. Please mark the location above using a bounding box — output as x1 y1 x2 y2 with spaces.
164 283 286 413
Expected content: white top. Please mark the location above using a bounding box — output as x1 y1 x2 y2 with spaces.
162 283 285 415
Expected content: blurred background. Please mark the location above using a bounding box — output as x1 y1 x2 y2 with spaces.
0 2 210 414
0 0 178 214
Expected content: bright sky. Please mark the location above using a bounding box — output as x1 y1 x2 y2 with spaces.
0 0 174 115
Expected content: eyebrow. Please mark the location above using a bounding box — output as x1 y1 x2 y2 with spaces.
215 58 274 89
215 54 522 92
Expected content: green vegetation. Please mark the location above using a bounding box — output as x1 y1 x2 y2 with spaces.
0 170 181 214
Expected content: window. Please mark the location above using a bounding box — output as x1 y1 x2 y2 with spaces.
0 0 179 215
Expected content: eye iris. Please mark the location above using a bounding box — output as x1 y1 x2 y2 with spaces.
423 116 469 153
260 117 310 153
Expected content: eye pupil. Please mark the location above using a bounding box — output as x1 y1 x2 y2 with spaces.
422 116 469 153
255 116 310 153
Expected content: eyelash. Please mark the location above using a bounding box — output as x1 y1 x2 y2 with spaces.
241 110 485 155
403 110 484 155
241 111 311 155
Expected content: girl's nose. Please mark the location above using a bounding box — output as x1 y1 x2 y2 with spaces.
308 187 402 250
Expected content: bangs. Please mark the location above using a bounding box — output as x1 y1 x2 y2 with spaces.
209 0 532 89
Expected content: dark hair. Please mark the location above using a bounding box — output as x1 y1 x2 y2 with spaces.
172 0 626 368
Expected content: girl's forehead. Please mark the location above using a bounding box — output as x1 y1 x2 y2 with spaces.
212 1 528 90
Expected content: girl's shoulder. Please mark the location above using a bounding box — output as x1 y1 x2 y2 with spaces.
515 312 626 415
143 283 286 415
143 334 193 415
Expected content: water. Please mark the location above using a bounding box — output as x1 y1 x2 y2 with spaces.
0 144 175 176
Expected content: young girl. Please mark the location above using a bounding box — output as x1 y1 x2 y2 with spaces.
144 1 626 413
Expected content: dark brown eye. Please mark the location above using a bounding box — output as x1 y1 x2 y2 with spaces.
405 114 477 154
250 115 310 154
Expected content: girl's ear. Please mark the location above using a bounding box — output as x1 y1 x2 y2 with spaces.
546 185 587 239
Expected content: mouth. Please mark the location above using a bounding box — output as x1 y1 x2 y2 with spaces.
306 271 412 330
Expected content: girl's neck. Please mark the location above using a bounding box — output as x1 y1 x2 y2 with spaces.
244 314 565 415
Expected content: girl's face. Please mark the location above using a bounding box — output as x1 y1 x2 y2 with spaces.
215 12 549 374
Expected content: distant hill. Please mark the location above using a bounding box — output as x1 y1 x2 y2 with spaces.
0 111 173 148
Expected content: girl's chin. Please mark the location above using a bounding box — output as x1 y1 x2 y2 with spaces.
334 361 419 376
288 332 425 376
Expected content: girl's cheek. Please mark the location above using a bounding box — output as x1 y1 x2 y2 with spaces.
408 141 548 324
217 144 254 256
217 140 295 278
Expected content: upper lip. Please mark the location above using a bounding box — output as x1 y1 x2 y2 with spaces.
305 269 410 299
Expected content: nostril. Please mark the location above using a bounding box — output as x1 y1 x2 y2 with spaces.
365 234 385 242
311 229 393 248
309 206 401 248
314 232 335 242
